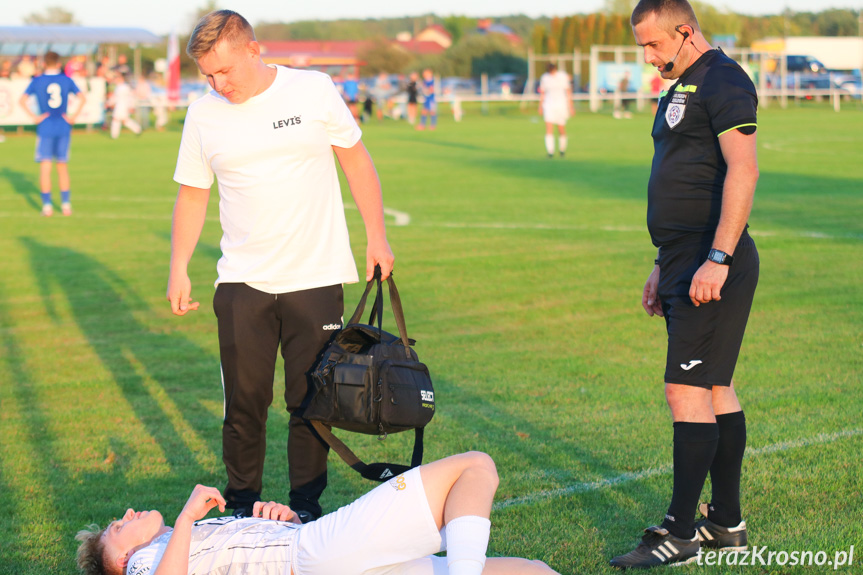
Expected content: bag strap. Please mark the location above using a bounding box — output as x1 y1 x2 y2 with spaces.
348 267 413 360
347 268 380 325
309 420 424 483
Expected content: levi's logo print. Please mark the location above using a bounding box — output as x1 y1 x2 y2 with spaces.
273 115 302 129
665 92 688 129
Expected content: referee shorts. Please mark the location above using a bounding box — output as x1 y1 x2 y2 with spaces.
658 234 759 389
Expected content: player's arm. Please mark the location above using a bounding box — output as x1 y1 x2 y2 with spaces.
66 89 87 124
152 485 225 575
689 128 758 306
642 250 663 317
333 140 394 281
18 93 47 124
167 185 210 315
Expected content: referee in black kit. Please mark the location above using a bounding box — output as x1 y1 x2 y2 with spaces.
611 0 760 569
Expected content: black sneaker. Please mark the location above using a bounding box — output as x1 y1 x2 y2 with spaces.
294 509 317 524
610 525 700 569
232 505 255 518
695 503 748 551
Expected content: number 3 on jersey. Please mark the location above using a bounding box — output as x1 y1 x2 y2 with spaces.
47 83 63 108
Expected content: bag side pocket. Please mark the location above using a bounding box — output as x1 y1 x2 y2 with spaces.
378 361 435 430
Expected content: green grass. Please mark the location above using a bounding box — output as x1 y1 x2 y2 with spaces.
1 101 861 574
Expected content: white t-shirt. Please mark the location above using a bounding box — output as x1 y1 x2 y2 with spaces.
126 516 301 575
174 66 363 294
539 71 571 108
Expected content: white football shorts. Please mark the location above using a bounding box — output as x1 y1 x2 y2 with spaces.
293 467 445 575
543 102 570 126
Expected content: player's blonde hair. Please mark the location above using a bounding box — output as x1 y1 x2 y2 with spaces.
75 524 118 575
631 0 701 37
186 10 256 60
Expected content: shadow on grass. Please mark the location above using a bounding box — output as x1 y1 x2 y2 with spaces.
22 237 222 474
0 167 41 212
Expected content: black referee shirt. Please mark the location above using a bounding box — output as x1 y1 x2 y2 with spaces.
647 49 758 248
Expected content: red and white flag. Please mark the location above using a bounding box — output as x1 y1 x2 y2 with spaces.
167 30 181 104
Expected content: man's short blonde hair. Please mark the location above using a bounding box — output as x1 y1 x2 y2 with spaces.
75 525 115 575
187 10 256 60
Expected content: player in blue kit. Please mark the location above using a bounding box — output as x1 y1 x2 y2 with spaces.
417 68 437 131
19 51 87 217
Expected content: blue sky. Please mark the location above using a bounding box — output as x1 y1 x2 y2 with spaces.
4 0 861 36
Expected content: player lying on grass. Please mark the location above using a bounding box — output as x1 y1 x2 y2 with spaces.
76 451 559 575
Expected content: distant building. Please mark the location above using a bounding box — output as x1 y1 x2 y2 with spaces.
259 41 367 75
413 24 452 49
476 19 523 46
259 25 452 76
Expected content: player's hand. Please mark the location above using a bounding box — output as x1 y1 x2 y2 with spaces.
178 485 225 523
642 265 663 317
253 501 301 524
366 238 394 281
35 112 49 124
167 269 200 315
689 260 729 307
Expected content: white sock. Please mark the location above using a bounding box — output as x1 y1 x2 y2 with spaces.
559 136 568 153
445 515 491 575
545 134 555 155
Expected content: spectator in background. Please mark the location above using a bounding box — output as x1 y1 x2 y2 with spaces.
64 55 86 79
406 71 419 125
343 71 360 120
18 51 87 216
113 53 131 77
0 60 12 78
538 62 574 158
108 73 142 138
614 70 633 119
14 55 36 79
373 72 391 121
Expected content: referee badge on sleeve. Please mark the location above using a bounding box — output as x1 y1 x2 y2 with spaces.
665 92 688 129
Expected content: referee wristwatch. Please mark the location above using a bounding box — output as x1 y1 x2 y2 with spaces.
707 248 734 266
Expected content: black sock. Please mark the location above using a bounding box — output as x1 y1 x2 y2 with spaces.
662 422 719 539
706 411 746 527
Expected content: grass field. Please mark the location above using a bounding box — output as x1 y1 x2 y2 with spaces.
1 100 861 574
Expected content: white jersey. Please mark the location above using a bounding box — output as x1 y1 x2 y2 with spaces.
126 516 301 575
539 70 571 107
111 83 136 118
174 65 362 294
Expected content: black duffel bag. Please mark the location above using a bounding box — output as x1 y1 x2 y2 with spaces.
303 267 435 482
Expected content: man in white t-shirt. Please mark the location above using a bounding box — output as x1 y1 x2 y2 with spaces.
166 10 395 523
76 452 561 575
538 63 574 158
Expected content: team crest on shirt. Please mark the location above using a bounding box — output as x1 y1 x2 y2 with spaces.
665 92 688 129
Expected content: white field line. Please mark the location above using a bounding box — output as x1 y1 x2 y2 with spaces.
493 427 863 511
0 204 412 226
0 208 858 239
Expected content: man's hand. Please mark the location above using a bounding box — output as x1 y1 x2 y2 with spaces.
253 501 301 524
166 269 200 315
689 260 729 307
642 265 663 317
178 485 225 523
366 238 394 281
35 112 49 124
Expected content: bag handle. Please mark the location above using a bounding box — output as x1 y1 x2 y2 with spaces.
310 420 424 482
348 266 413 359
